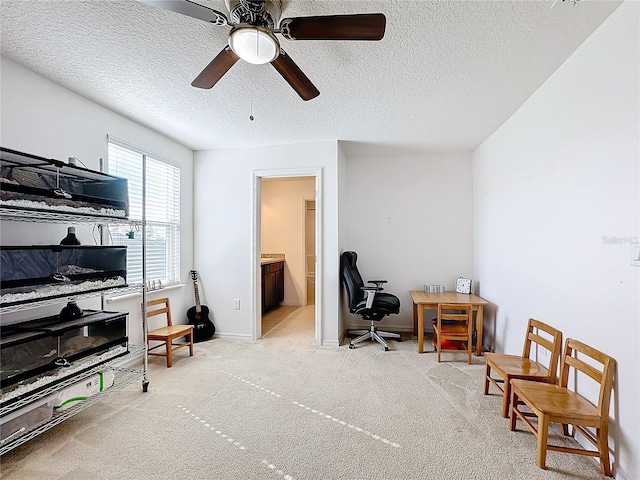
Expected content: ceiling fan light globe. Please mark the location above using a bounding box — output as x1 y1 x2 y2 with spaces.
229 26 279 65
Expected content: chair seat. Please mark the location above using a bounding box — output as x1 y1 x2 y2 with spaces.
148 324 193 340
437 323 469 335
355 293 400 314
485 353 550 379
510 379 600 424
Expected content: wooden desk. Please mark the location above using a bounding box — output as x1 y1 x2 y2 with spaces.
410 290 489 356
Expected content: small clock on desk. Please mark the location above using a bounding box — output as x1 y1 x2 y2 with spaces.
456 277 472 294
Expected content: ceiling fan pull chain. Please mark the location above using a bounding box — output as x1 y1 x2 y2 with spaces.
249 85 254 121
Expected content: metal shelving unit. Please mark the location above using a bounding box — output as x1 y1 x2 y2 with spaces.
0 284 142 315
0 206 133 225
0 357 143 455
0 345 143 413
0 165 149 454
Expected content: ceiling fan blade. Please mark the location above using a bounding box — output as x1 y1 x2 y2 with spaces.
279 13 386 41
137 0 229 26
271 51 320 101
192 46 240 89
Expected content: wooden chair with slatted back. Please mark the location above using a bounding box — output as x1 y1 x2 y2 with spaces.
484 318 563 417
145 297 194 368
509 338 616 476
433 303 473 364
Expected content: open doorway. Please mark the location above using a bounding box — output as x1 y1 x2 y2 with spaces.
252 168 322 344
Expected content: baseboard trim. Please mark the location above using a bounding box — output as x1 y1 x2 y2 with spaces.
613 465 630 480
214 333 252 341
573 428 626 479
116 348 144 368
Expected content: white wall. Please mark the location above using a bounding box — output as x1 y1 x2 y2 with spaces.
472 2 639 479
344 153 473 332
0 57 194 345
193 141 341 346
261 177 315 306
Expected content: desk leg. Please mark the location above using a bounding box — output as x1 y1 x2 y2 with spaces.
418 304 425 354
413 301 418 336
476 305 484 356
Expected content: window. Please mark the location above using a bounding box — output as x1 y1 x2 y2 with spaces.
107 137 181 287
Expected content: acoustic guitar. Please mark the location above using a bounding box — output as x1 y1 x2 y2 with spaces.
187 270 215 342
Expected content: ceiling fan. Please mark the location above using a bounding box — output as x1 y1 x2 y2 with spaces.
137 0 386 100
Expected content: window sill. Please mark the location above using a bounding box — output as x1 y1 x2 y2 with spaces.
105 283 185 303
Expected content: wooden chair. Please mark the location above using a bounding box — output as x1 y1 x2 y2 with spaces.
509 338 616 476
484 318 563 417
433 303 473 364
145 297 194 368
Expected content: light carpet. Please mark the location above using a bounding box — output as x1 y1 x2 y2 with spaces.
0 306 611 479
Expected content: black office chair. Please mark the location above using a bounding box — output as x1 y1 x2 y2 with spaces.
341 251 401 351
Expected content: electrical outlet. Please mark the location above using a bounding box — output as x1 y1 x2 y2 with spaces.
505 317 510 331
233 299 240 310
540 346 548 356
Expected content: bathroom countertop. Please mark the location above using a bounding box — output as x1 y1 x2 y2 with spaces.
260 258 283 265
260 254 284 266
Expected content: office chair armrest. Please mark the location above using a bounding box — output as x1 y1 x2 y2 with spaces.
361 286 383 292
361 286 382 309
368 280 387 287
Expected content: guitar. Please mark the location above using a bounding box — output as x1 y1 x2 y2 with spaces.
187 270 215 342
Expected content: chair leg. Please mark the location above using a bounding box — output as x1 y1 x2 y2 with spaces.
349 330 374 346
349 323 396 351
536 414 550 470
371 331 390 350
502 377 512 418
509 390 519 431
484 363 491 395
376 329 401 340
597 426 612 476
166 341 173 368
350 330 389 351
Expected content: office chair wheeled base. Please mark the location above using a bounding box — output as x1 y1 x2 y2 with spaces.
349 323 401 351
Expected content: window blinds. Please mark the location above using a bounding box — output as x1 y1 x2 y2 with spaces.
107 138 181 287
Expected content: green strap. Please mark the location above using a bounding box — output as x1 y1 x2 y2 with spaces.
57 396 87 408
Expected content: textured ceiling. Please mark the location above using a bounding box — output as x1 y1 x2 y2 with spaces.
0 0 622 157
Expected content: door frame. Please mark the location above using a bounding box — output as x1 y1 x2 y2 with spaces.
252 167 323 344
302 197 316 306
